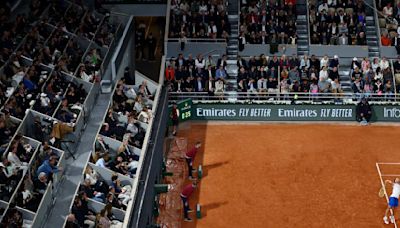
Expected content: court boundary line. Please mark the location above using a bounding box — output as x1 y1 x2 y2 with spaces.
376 163 398 228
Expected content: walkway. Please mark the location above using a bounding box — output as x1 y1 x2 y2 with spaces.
44 85 112 227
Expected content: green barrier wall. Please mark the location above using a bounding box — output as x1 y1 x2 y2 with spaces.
189 104 400 122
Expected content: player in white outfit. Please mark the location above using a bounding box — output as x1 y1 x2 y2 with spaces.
383 178 400 224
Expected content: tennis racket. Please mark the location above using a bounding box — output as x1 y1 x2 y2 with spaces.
379 186 386 198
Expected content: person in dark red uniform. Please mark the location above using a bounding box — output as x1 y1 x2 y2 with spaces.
170 103 179 136
185 142 201 179
181 181 197 222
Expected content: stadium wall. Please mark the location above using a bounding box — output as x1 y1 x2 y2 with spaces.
184 103 400 122
129 86 170 228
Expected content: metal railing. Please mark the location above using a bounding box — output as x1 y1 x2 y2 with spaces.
168 38 227 43
168 91 400 104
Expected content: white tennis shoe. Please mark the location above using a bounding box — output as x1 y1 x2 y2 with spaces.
390 216 395 224
384 216 389 224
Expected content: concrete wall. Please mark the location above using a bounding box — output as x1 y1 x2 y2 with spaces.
381 46 398 59
309 45 369 58
105 4 167 16
166 42 226 58
239 44 297 57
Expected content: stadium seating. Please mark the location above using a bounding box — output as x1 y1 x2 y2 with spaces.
0 1 124 226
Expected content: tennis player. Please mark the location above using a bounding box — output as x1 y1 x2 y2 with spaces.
383 178 400 224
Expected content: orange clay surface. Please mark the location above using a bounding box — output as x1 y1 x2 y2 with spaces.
178 123 400 228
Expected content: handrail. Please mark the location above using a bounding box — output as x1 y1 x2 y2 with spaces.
168 91 400 103
164 0 171 56
168 38 227 43
306 0 311 48
391 59 397 97
370 0 382 57
202 49 226 57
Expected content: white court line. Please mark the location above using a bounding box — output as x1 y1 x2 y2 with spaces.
376 163 398 228
377 163 400 165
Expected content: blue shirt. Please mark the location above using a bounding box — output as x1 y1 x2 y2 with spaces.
36 160 58 177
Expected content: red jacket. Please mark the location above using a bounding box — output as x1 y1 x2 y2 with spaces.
185 146 198 159
181 184 195 198
165 67 175 81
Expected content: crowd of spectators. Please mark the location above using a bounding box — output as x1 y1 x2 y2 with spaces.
165 53 227 97
169 0 231 40
93 77 154 178
236 54 344 97
349 56 394 96
309 0 367 45
0 0 116 225
376 0 400 53
81 166 132 210
66 184 124 228
239 0 297 50
0 134 62 227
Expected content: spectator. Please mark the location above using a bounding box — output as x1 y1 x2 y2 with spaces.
382 31 392 46
36 156 61 180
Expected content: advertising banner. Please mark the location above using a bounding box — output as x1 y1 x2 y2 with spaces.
190 104 400 122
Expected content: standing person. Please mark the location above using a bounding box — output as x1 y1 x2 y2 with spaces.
181 181 197 222
383 178 400 224
146 33 156 61
170 103 179 136
185 142 201 179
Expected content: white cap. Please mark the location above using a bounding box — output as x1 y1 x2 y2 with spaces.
27 94 32 99
41 93 47 97
29 100 35 106
353 57 357 61
334 55 338 59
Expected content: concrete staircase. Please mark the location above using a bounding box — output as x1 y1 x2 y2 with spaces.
296 0 309 56
366 16 380 57
226 0 239 92
365 0 380 57
338 66 353 93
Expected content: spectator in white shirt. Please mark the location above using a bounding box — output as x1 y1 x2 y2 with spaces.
383 3 393 18
380 57 390 70
319 66 329 82
138 106 152 123
195 54 205 70
318 3 329 13
7 146 28 174
320 55 330 68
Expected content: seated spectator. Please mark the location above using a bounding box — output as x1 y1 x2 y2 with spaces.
36 156 61 181
381 31 392 46
169 0 230 39
309 1 367 45
240 0 297 48
7 143 29 175
71 193 96 228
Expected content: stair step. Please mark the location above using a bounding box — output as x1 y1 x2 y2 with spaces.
298 34 308 38
297 24 307 29
297 40 308 44
228 15 239 19
366 16 374 21
226 60 236 64
339 71 349 75
297 29 307 33
297 15 306 20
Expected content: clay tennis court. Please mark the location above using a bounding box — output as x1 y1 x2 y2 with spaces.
179 123 400 228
